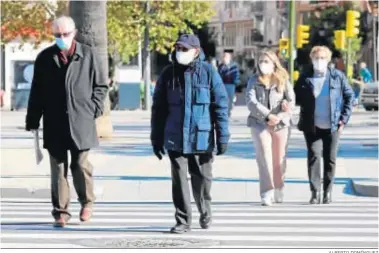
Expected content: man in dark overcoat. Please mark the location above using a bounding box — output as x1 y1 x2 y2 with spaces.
25 16 108 227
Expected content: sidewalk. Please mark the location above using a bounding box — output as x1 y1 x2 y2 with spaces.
1 107 377 201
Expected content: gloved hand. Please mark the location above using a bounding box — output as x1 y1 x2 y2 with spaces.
153 145 165 160
26 126 37 133
216 143 228 156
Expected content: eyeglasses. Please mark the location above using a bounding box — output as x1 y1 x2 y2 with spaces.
175 46 190 52
54 31 74 38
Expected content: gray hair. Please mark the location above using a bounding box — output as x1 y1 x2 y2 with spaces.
52 16 76 33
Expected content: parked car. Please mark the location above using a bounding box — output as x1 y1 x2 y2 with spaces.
360 81 378 111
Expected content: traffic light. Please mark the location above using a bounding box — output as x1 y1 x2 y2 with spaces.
346 10 360 38
296 25 310 49
293 70 300 82
334 30 346 50
279 38 289 58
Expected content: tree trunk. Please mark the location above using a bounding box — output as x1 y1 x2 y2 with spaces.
143 0 151 111
69 1 113 138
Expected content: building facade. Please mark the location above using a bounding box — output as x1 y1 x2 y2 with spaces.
209 1 289 70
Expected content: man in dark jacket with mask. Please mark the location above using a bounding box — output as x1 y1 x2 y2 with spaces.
25 16 108 227
218 50 240 117
151 34 230 234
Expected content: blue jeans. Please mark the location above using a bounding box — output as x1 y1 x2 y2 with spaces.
224 84 235 117
353 86 361 105
353 86 361 99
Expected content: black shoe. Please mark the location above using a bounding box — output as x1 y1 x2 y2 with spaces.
170 224 191 234
323 192 332 204
199 216 212 229
309 191 321 204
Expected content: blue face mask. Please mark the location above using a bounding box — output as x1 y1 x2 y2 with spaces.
56 38 71 50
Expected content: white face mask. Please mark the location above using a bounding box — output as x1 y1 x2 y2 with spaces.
312 59 328 72
259 63 275 75
176 50 197 65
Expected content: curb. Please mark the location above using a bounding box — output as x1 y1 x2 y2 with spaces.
352 179 379 197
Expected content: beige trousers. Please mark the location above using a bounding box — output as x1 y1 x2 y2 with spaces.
49 149 94 219
250 125 290 197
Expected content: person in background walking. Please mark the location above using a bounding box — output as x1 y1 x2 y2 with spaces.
218 49 240 117
25 16 108 227
351 62 374 106
295 46 354 205
151 34 229 234
359 62 373 83
246 50 295 206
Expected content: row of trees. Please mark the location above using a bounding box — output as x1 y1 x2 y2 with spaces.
1 0 215 137
1 1 214 65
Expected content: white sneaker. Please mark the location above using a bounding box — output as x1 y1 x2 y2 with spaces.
261 197 272 206
261 190 274 206
274 188 284 203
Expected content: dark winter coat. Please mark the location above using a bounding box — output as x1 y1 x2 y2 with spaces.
218 62 240 86
294 67 354 133
151 50 230 154
25 42 108 151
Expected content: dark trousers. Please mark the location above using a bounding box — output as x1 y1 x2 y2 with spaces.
168 151 213 226
48 148 94 219
304 127 340 193
224 84 235 117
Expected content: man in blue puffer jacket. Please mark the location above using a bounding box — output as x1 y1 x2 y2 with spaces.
151 34 230 234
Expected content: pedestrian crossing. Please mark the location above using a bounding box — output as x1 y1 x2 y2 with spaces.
1 198 378 248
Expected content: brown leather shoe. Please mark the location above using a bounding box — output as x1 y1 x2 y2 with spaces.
53 215 70 227
80 207 92 222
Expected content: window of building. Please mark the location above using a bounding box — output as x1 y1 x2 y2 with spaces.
223 23 237 47
277 0 290 9
251 29 264 43
255 15 264 36
242 22 254 46
224 1 238 10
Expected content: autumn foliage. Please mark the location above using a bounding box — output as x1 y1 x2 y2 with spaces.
1 1 68 45
1 0 215 62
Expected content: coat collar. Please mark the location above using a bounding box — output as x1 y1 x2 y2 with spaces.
253 75 278 90
53 41 83 67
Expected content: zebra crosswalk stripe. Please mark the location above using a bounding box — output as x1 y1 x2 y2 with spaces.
1 198 378 248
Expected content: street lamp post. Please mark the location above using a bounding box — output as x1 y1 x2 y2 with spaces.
373 16 378 81
143 0 151 111
289 0 296 84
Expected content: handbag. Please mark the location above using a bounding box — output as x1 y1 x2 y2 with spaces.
271 89 297 131
273 120 286 132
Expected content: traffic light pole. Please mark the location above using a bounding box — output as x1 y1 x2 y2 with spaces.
289 0 296 84
346 37 352 79
373 16 378 81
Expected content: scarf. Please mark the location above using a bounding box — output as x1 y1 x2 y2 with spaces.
58 40 76 65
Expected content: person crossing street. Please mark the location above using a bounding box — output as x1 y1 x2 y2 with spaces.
151 34 230 234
